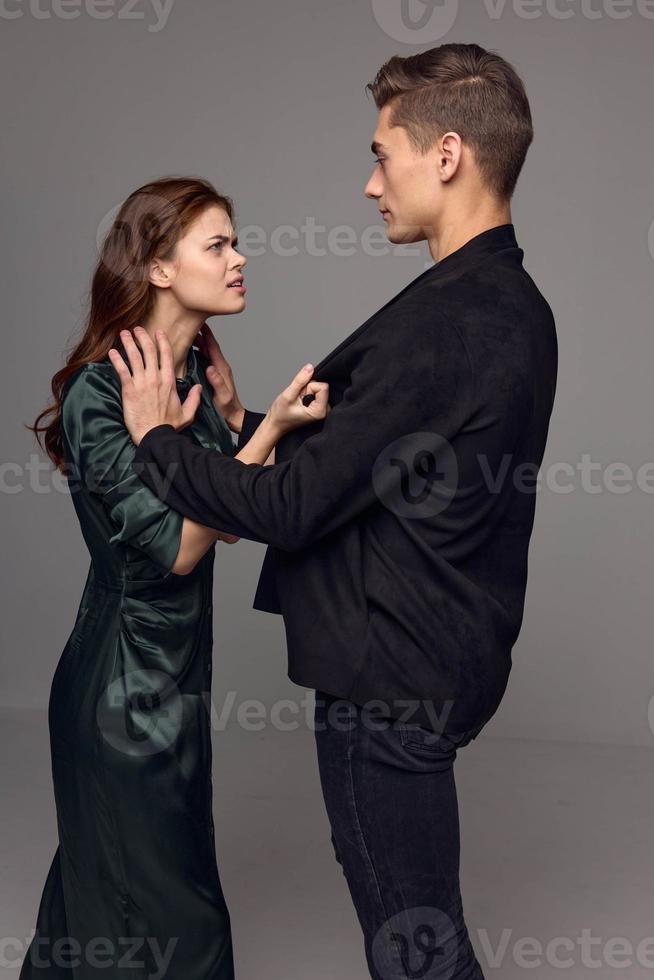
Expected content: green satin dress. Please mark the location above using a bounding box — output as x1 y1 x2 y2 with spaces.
21 343 238 979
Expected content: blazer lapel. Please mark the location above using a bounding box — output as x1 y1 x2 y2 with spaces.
313 260 439 375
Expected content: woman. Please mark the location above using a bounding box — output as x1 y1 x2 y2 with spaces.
24 176 329 979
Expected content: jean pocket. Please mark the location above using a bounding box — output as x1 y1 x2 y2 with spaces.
397 722 453 754
397 719 484 754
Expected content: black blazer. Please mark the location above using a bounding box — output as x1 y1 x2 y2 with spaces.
133 224 558 736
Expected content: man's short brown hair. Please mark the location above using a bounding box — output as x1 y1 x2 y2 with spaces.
367 43 533 200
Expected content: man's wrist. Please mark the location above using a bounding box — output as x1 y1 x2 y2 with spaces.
134 423 176 450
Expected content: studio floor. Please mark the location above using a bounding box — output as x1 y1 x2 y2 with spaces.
3 705 653 979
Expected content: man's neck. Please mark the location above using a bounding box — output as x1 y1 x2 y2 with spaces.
427 199 512 263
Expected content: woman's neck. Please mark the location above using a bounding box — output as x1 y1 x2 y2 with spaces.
140 304 205 378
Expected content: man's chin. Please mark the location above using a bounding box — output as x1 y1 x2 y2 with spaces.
385 223 424 246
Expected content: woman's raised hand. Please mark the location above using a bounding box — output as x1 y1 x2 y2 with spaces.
268 364 330 435
196 322 245 433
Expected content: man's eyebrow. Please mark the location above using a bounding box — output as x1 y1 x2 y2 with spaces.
371 141 388 155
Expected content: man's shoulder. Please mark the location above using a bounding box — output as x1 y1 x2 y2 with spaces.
420 250 554 329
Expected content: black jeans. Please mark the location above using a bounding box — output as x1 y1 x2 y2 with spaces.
314 690 485 980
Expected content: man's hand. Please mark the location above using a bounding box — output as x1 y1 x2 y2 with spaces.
108 327 202 446
195 322 245 433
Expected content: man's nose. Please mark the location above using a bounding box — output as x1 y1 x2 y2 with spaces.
365 170 382 199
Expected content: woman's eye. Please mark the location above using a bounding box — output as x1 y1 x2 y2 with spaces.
210 242 223 251
376 158 385 168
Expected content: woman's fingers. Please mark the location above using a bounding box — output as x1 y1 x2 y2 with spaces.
200 323 233 378
200 321 218 349
305 380 328 397
200 323 221 361
307 383 330 417
302 380 330 413
285 364 314 402
206 364 230 400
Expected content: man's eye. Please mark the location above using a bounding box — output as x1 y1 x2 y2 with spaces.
375 157 385 168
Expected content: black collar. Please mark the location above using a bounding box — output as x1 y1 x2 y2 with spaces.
428 223 520 280
314 224 520 375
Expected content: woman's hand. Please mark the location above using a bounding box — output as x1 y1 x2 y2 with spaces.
196 322 245 433
267 364 330 436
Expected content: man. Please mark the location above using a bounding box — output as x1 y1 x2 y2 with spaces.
114 43 557 980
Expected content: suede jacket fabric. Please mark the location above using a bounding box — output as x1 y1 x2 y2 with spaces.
133 224 558 735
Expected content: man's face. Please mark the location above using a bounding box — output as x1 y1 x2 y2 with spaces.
364 103 442 245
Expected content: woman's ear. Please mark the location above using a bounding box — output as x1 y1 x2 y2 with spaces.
149 259 171 288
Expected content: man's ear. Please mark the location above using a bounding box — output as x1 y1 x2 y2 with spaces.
149 259 172 288
438 131 463 184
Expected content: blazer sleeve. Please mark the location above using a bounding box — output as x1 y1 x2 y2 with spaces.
62 365 183 576
132 311 475 552
236 409 267 450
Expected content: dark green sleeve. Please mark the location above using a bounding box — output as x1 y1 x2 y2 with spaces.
62 364 183 576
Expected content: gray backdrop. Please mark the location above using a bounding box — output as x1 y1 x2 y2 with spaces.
2 0 653 747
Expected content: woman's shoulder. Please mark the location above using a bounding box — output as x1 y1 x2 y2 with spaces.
64 357 118 391
62 358 122 420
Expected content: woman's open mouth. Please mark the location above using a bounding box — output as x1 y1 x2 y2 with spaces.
227 277 246 294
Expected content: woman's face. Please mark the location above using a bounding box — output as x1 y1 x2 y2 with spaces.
155 204 248 315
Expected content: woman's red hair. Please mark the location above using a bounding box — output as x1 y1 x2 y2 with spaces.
27 175 234 471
